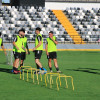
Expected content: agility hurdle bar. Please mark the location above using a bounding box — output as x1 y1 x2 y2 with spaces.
56 75 74 91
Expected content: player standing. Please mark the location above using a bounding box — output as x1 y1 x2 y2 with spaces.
0 32 7 55
46 31 61 73
13 29 23 74
20 29 30 68
33 27 45 71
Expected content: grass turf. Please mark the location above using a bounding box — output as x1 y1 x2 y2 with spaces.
0 51 100 100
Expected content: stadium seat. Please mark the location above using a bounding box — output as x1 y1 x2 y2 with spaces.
63 7 100 42
0 6 99 43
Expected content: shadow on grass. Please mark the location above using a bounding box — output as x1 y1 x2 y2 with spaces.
0 67 31 74
66 68 100 75
0 68 12 73
86 52 100 53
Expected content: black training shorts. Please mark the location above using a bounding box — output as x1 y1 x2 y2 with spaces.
47 52 57 59
13 51 21 59
34 50 42 59
21 52 26 60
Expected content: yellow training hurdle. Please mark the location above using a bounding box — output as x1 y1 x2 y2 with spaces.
56 74 74 91
44 72 60 87
19 68 74 91
20 68 40 84
20 66 47 85
20 66 32 79
44 73 74 91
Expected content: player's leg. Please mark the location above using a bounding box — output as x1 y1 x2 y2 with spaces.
34 50 44 70
15 58 20 68
48 58 52 72
35 59 43 69
20 60 24 67
13 52 21 74
20 52 26 68
13 58 20 73
53 52 61 72
13 52 18 71
53 58 59 70
47 52 53 72
13 60 16 71
36 63 40 69
53 58 61 72
13 60 16 69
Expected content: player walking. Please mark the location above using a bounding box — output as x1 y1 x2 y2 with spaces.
33 27 45 72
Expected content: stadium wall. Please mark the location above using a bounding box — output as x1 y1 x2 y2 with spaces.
19 0 45 6
10 0 45 6
45 2 100 10
1 44 100 51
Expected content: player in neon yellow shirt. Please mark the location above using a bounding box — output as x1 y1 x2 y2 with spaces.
20 29 30 68
33 27 45 71
13 29 23 74
46 31 61 73
0 32 6 55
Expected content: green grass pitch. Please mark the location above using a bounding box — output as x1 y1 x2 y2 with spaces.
0 51 100 100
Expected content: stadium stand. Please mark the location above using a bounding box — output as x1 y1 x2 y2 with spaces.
0 6 100 43
63 7 100 42
52 10 85 44
0 6 72 43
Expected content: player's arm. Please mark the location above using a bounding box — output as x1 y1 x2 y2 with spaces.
33 41 42 51
13 36 19 50
50 37 58 44
33 36 42 51
21 42 26 51
26 42 30 54
22 45 26 51
21 41 30 54
1 41 7 56
45 41 49 55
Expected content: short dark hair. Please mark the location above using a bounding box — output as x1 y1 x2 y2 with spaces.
19 28 25 33
36 27 41 31
49 31 53 34
0 32 1 36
